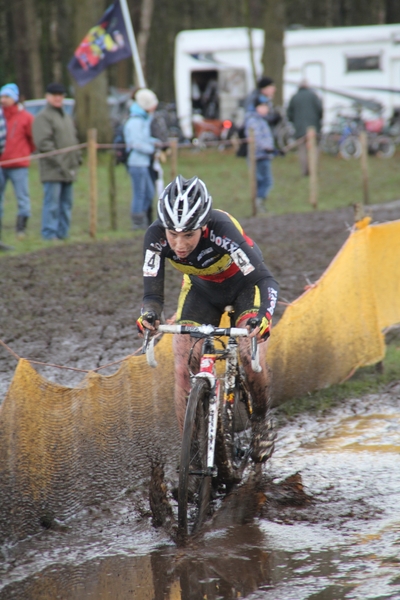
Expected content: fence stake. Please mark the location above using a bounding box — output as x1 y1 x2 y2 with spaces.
88 129 98 239
170 138 178 180
359 131 369 205
109 153 117 231
248 128 257 216
307 126 318 209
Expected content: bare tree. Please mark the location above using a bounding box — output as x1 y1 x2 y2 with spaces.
11 0 43 98
137 0 154 82
262 0 285 106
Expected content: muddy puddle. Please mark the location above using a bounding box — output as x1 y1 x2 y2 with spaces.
1 384 400 600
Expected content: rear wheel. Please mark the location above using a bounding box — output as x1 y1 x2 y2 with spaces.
376 135 395 158
178 379 211 543
216 375 253 487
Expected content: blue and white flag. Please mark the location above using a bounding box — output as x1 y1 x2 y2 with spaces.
68 0 132 87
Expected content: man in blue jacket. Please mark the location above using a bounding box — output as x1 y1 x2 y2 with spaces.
245 99 276 213
124 88 159 230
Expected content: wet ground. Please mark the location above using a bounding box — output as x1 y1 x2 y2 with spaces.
1 383 400 599
1 201 400 598
1 200 400 397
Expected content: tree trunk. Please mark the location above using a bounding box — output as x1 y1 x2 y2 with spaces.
137 0 155 83
49 1 63 83
71 0 113 143
262 0 286 106
11 0 43 99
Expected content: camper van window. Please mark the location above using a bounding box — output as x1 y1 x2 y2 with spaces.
346 55 381 72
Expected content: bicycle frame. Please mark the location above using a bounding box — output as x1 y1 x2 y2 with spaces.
145 323 260 476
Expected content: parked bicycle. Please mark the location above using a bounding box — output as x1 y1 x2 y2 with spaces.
321 105 396 159
144 307 270 544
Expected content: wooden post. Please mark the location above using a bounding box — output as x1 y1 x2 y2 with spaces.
109 152 117 231
307 126 318 209
359 131 369 205
170 138 178 180
248 128 257 216
87 129 98 239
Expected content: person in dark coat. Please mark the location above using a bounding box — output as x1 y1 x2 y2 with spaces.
244 76 281 127
33 83 81 240
287 80 323 176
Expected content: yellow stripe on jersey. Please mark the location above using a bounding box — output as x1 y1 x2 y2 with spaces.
167 253 233 276
176 274 192 320
254 285 261 309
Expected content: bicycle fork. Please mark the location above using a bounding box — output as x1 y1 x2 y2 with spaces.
194 348 220 477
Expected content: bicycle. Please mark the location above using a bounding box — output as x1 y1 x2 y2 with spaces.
144 307 267 543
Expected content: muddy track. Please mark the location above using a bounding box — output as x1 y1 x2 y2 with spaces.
1 201 399 399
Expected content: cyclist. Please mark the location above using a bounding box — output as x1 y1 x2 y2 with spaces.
137 175 279 463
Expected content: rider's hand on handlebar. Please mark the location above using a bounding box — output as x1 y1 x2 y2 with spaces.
136 311 160 336
246 313 271 340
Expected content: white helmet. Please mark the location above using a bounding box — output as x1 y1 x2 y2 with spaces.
157 175 212 232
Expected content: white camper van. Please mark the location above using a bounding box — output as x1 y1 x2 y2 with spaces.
284 23 400 128
174 24 400 137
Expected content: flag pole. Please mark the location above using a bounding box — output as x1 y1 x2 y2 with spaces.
119 0 146 88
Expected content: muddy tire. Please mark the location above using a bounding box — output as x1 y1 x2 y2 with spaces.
216 378 253 487
178 379 211 543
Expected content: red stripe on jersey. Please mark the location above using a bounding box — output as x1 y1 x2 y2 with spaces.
243 230 254 247
198 261 240 282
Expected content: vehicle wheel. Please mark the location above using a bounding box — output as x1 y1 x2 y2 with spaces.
216 376 253 487
178 379 211 543
339 135 362 159
376 135 395 158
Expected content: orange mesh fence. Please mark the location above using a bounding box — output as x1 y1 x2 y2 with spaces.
1 217 399 542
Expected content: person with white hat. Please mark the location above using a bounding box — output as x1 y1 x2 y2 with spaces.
0 83 35 240
123 88 160 230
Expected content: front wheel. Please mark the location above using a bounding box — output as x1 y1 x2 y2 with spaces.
178 379 211 543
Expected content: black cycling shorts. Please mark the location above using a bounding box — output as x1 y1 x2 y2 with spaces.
176 273 260 326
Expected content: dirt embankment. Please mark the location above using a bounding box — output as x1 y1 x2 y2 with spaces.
1 202 399 400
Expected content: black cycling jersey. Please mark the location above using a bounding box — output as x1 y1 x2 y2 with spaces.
141 209 279 321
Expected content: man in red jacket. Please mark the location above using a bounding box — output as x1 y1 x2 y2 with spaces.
0 83 35 239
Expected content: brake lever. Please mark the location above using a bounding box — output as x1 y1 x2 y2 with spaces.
143 329 158 368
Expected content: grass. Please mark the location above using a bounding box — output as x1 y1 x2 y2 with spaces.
277 337 400 419
0 145 399 255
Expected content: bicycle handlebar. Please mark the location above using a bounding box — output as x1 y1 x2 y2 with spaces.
158 324 249 337
144 323 261 372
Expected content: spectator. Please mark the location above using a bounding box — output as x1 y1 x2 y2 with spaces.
244 76 281 127
245 98 276 213
32 82 81 241
124 88 159 230
0 106 6 155
287 80 323 176
0 83 35 239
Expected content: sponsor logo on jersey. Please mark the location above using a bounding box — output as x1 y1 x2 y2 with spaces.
197 246 213 261
209 229 239 253
150 240 167 252
268 287 278 313
143 250 161 277
231 248 255 275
